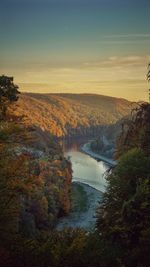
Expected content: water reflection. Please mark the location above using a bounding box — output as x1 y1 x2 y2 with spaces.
63 139 108 192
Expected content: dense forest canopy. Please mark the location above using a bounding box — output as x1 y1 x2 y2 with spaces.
0 75 150 267
11 93 133 138
96 102 150 267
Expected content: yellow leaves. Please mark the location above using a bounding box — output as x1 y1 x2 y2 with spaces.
0 103 73 233
11 93 132 138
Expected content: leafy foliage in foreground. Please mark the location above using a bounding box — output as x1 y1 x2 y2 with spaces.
0 110 72 266
0 79 149 267
97 103 150 267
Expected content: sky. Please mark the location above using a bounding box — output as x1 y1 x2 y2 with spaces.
0 0 150 101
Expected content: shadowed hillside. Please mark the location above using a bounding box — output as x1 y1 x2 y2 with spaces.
12 93 133 138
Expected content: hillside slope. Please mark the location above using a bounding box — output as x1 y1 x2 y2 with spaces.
12 93 133 138
0 112 72 238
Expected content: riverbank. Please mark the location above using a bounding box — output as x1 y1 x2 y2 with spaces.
81 142 117 167
57 140 108 230
56 181 103 230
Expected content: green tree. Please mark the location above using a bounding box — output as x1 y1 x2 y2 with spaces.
97 103 150 267
0 75 20 118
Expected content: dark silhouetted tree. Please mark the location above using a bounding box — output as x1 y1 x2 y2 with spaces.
147 63 150 101
0 75 20 118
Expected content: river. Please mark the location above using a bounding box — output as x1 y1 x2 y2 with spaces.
56 139 109 230
64 138 108 192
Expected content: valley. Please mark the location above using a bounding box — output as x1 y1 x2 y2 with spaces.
7 92 131 230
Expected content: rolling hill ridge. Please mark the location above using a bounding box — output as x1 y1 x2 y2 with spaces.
12 93 133 138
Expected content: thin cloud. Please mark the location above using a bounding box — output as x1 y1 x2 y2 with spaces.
103 33 150 39
83 55 150 69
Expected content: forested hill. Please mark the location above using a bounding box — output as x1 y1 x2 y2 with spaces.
12 93 133 137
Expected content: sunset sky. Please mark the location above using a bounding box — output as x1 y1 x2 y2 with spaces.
0 0 150 101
